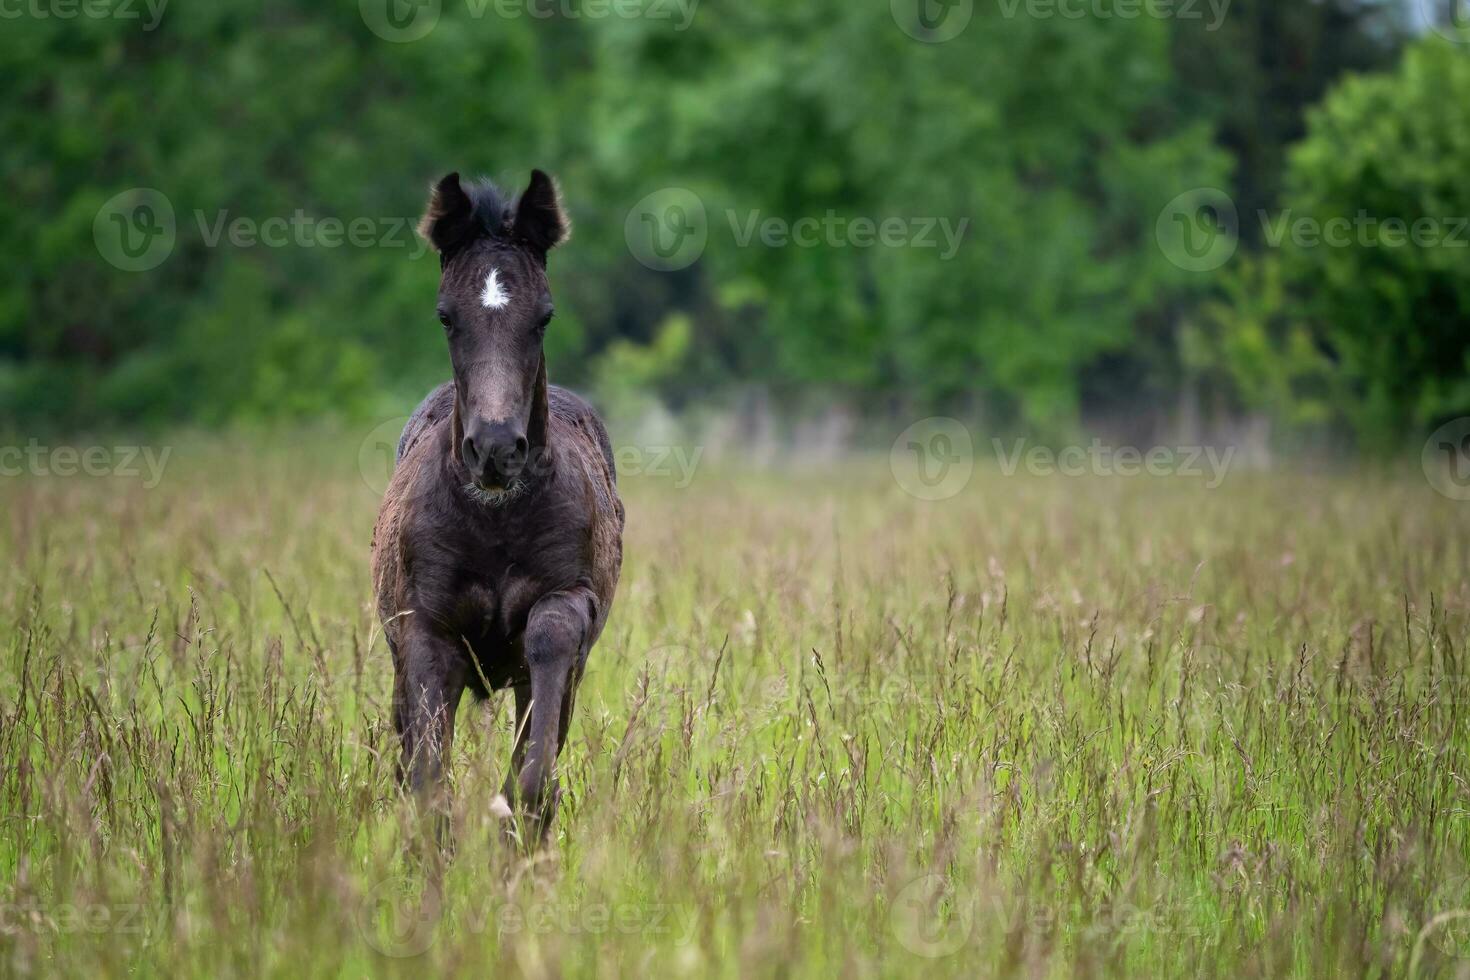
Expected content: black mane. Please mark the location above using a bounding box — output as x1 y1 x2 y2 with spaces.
462 177 514 239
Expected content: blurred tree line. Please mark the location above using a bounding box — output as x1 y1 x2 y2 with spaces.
1 0 1465 449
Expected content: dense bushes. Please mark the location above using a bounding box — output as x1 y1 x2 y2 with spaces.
1281 39 1470 449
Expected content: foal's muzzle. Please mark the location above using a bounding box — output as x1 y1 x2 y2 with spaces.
462 418 528 489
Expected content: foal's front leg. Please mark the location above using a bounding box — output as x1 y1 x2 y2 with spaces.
393 625 467 829
511 590 593 840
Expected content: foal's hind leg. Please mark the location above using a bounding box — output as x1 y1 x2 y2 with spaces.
393 626 467 840
509 590 592 842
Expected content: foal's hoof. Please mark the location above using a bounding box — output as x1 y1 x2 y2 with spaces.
491 793 532 848
494 790 561 850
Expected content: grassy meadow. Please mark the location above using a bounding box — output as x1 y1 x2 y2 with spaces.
2 434 1469 977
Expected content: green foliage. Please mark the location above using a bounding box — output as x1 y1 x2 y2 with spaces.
583 4 1232 426
1281 39 1470 448
1181 254 1336 427
591 313 692 424
0 2 550 426
2 0 1461 450
1169 0 1406 236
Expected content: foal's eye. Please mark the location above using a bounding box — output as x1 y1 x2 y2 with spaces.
437 310 453 332
534 311 554 336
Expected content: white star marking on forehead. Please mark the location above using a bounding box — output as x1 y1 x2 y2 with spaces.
481 268 511 309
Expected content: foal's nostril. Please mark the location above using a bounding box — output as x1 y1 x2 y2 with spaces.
499 434 529 478
462 419 528 485
461 434 484 472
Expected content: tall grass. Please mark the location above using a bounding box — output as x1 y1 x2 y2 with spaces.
1 438 1467 977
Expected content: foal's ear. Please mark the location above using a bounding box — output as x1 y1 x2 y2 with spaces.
513 169 570 257
417 172 477 255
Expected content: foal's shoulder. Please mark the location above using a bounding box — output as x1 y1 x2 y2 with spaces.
549 385 617 484
397 382 455 463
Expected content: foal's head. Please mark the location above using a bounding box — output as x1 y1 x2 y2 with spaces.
418 170 570 494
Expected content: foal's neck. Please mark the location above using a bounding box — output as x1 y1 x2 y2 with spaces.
526 353 550 461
